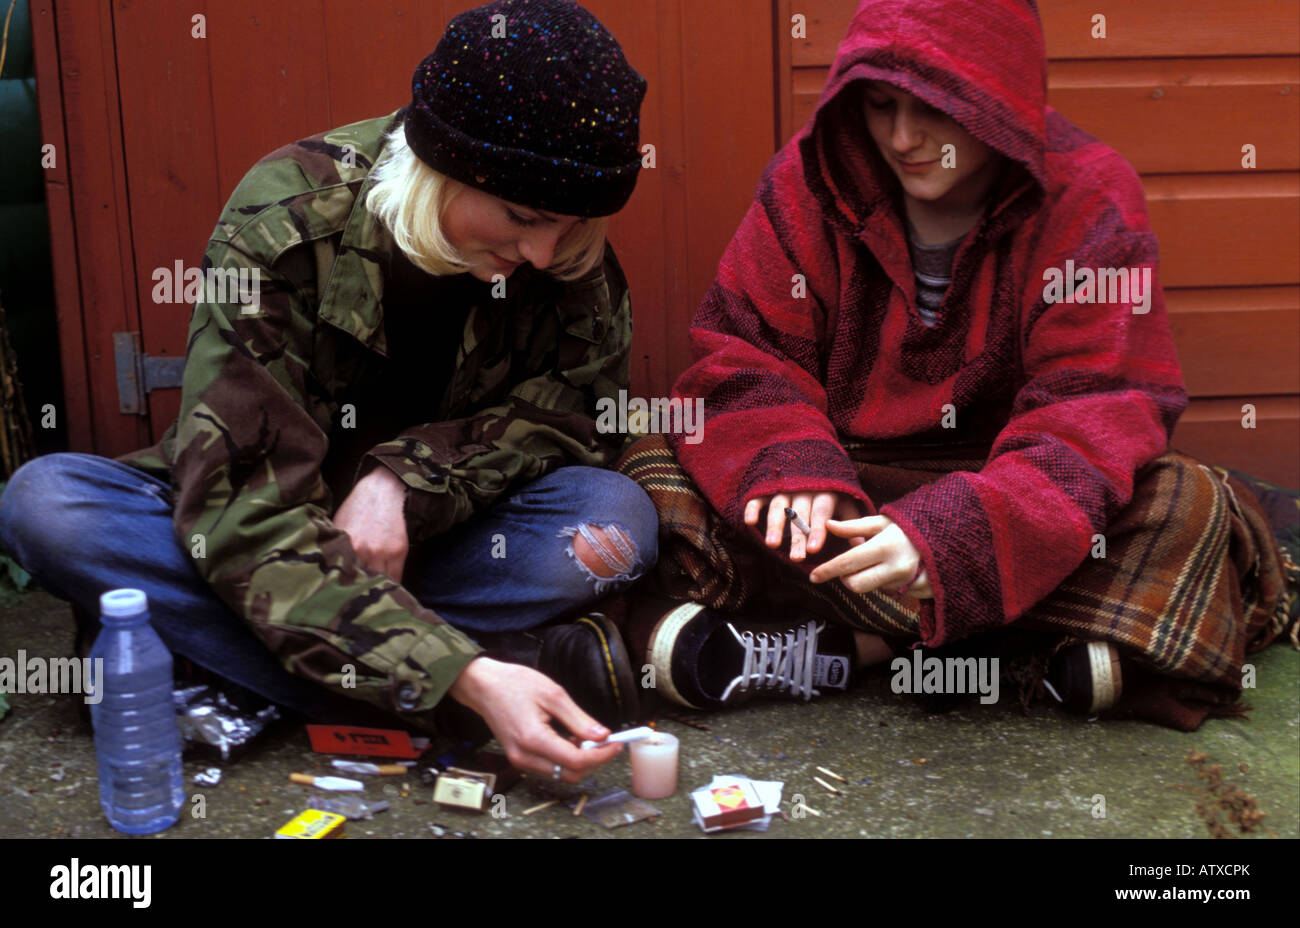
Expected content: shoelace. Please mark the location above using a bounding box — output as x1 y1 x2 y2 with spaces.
719 620 824 702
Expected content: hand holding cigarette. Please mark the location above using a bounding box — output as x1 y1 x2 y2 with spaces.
784 506 811 535
579 726 656 750
743 492 867 562
447 658 623 784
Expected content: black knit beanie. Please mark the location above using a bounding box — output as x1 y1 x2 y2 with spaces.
405 0 648 217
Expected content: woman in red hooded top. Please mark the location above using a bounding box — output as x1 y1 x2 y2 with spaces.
619 0 1293 729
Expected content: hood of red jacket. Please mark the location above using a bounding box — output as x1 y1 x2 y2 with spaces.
801 0 1048 231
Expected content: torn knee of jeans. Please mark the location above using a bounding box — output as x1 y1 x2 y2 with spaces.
559 522 644 594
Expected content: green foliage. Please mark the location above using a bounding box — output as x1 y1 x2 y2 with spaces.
0 481 33 607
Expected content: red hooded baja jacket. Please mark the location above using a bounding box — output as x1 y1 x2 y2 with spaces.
666 0 1188 647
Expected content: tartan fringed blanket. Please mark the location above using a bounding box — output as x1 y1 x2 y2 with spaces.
617 435 1296 731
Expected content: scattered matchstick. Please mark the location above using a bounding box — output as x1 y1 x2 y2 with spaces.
522 799 558 816
573 794 589 817
803 804 823 817
816 766 846 782
814 776 842 795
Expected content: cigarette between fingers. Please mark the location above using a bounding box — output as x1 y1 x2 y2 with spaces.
580 726 654 749
784 507 811 535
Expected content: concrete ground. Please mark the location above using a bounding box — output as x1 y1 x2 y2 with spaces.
1 590 1296 839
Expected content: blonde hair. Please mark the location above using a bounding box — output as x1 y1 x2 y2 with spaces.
365 124 609 281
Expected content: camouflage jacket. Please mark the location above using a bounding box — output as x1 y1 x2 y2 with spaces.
118 108 633 723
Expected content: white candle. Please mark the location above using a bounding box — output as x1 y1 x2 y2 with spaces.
629 732 679 800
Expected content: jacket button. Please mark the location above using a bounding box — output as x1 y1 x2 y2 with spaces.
397 682 419 709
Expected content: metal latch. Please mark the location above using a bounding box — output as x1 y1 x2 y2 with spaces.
113 332 186 414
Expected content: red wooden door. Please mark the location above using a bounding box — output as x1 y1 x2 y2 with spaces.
34 0 777 458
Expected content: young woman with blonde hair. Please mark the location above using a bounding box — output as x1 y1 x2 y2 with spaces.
2 0 655 783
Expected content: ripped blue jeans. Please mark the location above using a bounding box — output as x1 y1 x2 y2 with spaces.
402 466 657 629
0 454 657 715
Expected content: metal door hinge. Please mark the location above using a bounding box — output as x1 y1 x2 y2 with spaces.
113 332 185 415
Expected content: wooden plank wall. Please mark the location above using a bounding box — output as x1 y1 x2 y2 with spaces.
37 0 775 458
778 0 1300 486
30 1 151 454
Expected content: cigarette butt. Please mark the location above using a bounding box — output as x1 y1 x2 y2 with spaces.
573 794 589 816
289 773 314 786
522 799 557 816
814 776 841 795
784 506 811 535
816 766 846 782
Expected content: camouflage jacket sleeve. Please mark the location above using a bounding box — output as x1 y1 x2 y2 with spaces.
361 248 633 545
172 235 481 721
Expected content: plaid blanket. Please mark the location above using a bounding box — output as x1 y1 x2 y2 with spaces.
618 435 1296 730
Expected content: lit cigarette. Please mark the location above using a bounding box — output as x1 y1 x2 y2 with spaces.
813 776 841 795
816 766 846 782
580 725 656 750
522 799 557 816
784 507 811 535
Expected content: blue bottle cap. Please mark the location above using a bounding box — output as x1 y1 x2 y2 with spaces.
100 588 148 618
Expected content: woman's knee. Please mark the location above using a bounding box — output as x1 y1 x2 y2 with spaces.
549 467 659 588
1 454 92 555
1 453 157 568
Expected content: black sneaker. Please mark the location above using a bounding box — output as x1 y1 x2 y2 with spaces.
472 613 639 730
1044 640 1123 714
645 603 854 710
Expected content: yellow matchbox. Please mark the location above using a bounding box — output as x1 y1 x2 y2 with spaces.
690 779 766 831
275 809 347 839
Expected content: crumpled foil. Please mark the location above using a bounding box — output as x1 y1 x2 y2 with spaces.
173 684 280 761
306 794 391 820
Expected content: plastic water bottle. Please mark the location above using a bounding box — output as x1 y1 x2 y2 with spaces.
89 589 185 834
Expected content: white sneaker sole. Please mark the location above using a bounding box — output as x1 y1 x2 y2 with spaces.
1085 641 1123 713
647 602 707 710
